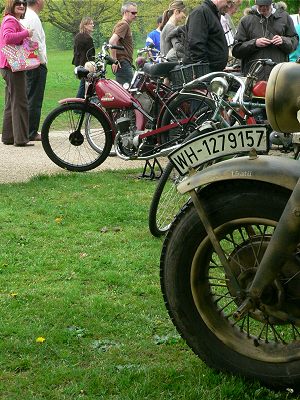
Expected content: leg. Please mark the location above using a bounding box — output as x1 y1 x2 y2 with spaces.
1 69 29 145
76 78 85 98
0 69 14 144
115 60 133 86
26 64 47 139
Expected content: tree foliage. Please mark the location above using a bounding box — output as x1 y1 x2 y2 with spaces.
0 0 298 35
42 0 199 36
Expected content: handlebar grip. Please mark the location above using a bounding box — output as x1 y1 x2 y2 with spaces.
111 45 124 50
104 55 119 65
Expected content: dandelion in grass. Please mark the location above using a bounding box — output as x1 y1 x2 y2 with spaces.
36 336 46 343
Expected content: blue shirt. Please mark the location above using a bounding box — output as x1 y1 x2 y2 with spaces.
289 24 300 62
146 28 161 52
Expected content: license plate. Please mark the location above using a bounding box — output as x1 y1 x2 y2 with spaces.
168 125 268 176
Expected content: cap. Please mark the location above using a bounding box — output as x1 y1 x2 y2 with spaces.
256 0 272 5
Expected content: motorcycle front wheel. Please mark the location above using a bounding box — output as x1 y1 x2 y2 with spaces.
42 103 112 172
161 180 300 388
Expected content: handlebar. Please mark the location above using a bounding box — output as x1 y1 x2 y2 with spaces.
137 45 159 56
102 42 124 51
104 54 119 65
182 71 252 116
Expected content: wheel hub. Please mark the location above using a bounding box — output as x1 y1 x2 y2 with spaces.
69 131 84 146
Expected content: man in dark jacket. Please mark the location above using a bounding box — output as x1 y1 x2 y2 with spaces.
232 0 298 80
183 0 231 71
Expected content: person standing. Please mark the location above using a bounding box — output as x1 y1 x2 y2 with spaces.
146 15 163 51
0 0 34 146
183 0 231 71
72 17 95 98
289 7 300 62
160 0 186 60
22 0 47 142
232 0 298 80
109 2 137 86
221 0 241 66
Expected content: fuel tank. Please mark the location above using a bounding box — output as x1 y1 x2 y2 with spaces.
95 79 134 109
266 62 300 133
252 80 266 98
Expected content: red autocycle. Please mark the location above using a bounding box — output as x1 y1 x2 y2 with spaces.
41 43 211 172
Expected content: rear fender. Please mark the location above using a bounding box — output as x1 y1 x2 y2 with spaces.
177 155 300 194
58 98 115 136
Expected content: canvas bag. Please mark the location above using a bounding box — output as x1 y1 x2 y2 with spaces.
1 37 40 72
1 15 40 72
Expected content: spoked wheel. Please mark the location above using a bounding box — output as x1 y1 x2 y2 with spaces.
149 97 245 237
148 161 188 237
41 103 112 172
148 125 218 237
148 157 214 237
160 94 217 144
161 180 300 388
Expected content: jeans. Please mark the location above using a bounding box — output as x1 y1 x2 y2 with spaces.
115 59 133 86
76 78 85 98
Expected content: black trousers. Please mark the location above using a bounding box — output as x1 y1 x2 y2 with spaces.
26 64 47 139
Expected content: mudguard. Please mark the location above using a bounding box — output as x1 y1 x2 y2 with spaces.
177 155 300 194
58 98 115 134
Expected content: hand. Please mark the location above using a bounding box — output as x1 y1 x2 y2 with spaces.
255 37 272 47
27 28 34 38
271 35 283 46
111 61 121 74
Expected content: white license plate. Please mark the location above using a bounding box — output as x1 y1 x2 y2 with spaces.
168 125 268 175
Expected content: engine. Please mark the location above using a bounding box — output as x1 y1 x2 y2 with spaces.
115 116 140 156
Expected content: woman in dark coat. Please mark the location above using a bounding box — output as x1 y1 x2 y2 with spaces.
72 17 95 98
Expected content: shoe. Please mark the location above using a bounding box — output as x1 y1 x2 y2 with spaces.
2 142 14 145
30 133 42 141
14 143 35 147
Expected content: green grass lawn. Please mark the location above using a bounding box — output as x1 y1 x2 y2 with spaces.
0 170 296 400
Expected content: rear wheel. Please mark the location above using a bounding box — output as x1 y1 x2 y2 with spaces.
41 103 112 172
161 181 300 388
161 94 216 144
150 98 246 237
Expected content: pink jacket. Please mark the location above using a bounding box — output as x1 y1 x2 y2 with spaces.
0 14 30 69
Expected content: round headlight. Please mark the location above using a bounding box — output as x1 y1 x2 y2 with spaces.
210 77 229 97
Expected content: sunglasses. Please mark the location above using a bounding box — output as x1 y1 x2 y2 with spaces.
14 1 27 5
130 11 138 15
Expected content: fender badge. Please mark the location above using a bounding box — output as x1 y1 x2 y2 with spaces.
101 93 115 102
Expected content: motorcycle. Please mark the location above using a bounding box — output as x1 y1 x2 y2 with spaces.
159 61 300 388
41 43 210 172
148 58 281 237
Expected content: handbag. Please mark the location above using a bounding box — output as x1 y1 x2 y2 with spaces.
1 38 40 72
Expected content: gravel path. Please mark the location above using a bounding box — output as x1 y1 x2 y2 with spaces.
0 140 292 185
0 141 149 184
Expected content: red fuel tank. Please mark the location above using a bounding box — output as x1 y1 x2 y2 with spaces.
95 79 134 109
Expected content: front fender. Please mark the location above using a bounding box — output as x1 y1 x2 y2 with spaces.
177 155 300 194
58 98 115 135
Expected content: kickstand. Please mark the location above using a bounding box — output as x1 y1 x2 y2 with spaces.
139 158 163 180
